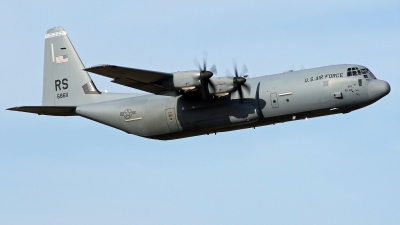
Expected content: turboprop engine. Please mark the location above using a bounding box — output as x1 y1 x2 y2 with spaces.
207 77 236 97
161 56 249 101
208 64 250 101
162 71 212 92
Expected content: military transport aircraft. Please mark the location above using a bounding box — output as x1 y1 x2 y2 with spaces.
7 27 391 140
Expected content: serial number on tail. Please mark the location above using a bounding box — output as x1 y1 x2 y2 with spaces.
57 92 68 99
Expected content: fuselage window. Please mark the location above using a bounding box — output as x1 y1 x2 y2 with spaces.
358 79 362 86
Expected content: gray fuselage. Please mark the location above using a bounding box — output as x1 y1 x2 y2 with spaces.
76 64 390 140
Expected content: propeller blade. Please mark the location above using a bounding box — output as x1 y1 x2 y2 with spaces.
234 65 239 77
226 69 233 78
242 83 251 94
207 79 216 93
233 58 239 77
209 64 217 74
237 85 244 102
194 56 201 71
202 52 208 71
240 64 248 77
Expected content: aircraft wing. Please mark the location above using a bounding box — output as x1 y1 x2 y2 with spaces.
84 64 177 95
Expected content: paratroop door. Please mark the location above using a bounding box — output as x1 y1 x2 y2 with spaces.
165 108 181 132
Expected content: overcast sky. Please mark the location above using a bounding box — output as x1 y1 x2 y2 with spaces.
1 1 399 225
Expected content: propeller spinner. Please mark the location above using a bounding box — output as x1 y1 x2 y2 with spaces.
229 61 250 102
194 53 217 94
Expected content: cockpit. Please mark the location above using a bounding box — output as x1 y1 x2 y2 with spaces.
347 67 376 79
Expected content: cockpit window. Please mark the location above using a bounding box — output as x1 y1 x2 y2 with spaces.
347 67 376 79
365 67 376 79
347 67 360 76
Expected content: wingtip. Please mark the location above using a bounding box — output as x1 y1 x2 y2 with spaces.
6 107 18 111
84 64 113 71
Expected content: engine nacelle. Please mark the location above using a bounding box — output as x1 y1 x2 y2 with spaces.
163 71 202 91
208 77 236 97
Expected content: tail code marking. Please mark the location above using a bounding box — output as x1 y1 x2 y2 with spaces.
55 79 68 91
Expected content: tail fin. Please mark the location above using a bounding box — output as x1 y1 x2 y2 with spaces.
42 27 100 106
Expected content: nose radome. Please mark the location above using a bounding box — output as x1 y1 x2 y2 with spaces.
368 80 391 101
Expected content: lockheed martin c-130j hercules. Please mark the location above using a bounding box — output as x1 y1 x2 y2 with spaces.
8 27 391 140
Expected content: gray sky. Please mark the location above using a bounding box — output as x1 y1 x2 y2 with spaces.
1 1 399 224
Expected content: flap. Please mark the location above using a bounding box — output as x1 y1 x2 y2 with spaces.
7 106 77 116
84 64 177 95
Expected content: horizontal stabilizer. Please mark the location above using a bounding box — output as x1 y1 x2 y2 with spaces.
84 64 176 95
7 106 76 116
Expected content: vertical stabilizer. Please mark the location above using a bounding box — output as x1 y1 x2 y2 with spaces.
42 27 100 106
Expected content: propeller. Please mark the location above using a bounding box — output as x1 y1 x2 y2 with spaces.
194 53 217 94
229 59 250 102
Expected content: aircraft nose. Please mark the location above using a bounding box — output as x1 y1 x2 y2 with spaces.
368 79 390 101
